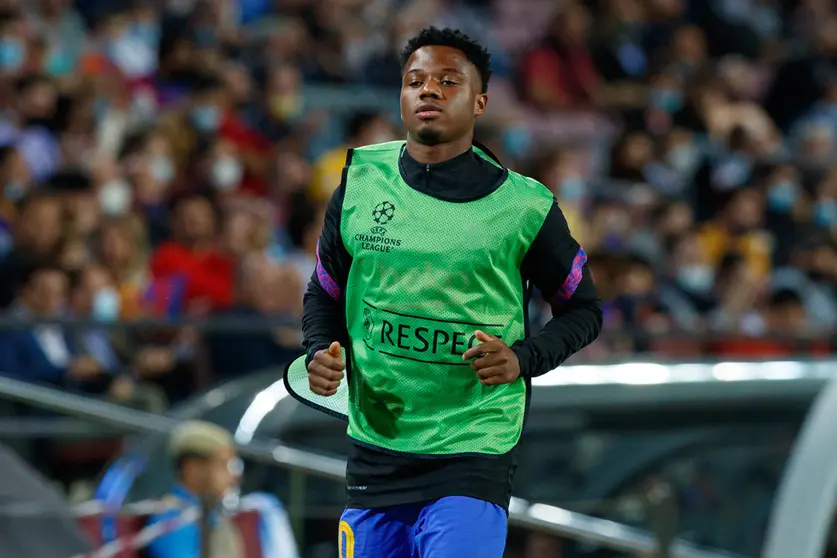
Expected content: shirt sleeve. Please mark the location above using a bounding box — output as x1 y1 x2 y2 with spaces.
513 200 603 378
301 183 352 364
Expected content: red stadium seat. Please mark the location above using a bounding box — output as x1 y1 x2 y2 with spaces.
76 506 264 557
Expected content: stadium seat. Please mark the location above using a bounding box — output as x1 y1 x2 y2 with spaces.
76 508 263 557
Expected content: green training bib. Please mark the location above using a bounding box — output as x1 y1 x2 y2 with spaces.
286 141 554 456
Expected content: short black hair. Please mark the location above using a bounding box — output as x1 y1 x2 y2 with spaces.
769 288 803 308
400 27 492 94
286 191 317 249
15 73 52 95
0 145 15 168
21 262 65 289
192 72 224 94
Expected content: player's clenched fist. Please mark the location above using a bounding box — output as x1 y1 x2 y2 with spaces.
308 341 345 396
463 330 521 385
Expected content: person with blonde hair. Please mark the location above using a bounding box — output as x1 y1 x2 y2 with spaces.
147 421 245 558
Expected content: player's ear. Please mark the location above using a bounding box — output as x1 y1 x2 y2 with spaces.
474 93 488 117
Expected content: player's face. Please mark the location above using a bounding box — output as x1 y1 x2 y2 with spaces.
400 45 487 146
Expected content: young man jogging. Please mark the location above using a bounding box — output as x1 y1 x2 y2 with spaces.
287 26 602 558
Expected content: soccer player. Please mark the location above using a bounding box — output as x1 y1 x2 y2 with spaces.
293 27 602 557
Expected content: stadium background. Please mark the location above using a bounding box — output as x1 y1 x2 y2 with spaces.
0 0 836 556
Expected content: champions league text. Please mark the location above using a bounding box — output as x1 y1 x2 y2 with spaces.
355 233 402 253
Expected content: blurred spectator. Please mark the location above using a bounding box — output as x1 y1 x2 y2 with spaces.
0 0 832 401
284 191 325 287
309 110 397 204
536 147 591 245
0 264 96 387
521 4 602 111
147 420 245 558
207 254 302 379
0 193 62 307
695 187 771 280
68 263 167 411
149 194 234 313
2 74 63 181
96 214 150 320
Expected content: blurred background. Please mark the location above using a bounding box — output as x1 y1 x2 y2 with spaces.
0 0 836 556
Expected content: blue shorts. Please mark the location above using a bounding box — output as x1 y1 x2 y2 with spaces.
338 496 507 558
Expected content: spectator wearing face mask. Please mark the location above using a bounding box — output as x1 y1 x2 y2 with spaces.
96 215 150 320
118 129 177 246
159 74 229 175
158 73 272 196
762 164 812 266
92 154 134 221
0 264 99 388
535 147 591 246
187 137 244 196
64 264 165 411
0 10 30 77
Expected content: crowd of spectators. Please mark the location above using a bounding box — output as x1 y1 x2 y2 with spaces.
0 0 834 413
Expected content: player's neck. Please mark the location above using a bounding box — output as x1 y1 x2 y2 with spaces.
405 136 472 165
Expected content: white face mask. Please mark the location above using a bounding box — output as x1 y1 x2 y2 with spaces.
151 156 174 184
92 287 120 322
98 179 132 216
211 156 243 191
677 265 715 294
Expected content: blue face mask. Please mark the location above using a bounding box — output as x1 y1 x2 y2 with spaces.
92 288 120 322
814 199 837 228
0 38 24 71
650 88 683 113
191 104 221 132
560 177 586 202
502 126 532 159
132 22 161 47
767 181 797 213
44 49 74 76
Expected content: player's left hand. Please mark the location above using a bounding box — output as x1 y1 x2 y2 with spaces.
462 330 521 386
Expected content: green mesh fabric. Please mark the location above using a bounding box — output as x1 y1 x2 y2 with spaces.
336 141 554 456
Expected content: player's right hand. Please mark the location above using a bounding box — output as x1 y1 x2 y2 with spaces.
307 341 345 396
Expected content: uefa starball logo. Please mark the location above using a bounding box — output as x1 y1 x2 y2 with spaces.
372 201 396 225
354 201 402 253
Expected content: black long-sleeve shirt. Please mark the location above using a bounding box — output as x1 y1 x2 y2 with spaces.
302 146 602 510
